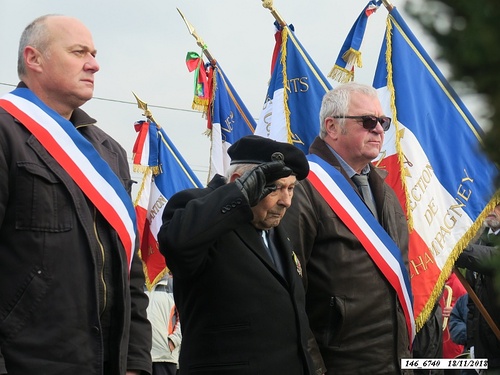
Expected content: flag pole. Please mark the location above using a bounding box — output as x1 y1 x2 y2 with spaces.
381 0 394 12
261 0 287 27
453 267 500 341
132 92 161 129
177 8 216 66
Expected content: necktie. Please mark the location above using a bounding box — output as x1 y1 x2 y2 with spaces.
351 174 378 220
262 229 286 277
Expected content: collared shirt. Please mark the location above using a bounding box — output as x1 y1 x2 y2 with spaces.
326 143 371 178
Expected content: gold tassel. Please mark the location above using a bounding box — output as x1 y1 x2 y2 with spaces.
328 65 354 83
192 97 209 113
342 47 363 68
280 28 293 145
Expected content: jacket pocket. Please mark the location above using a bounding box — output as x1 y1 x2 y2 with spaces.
0 266 51 343
325 295 346 348
15 162 73 232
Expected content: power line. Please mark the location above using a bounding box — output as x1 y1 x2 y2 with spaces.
1 81 210 177
0 81 199 115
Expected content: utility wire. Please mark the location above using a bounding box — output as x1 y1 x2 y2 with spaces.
0 81 210 176
0 81 200 115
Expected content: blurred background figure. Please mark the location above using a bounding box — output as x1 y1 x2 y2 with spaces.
145 273 181 375
456 203 500 374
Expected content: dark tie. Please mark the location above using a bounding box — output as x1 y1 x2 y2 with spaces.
263 229 286 277
351 174 378 220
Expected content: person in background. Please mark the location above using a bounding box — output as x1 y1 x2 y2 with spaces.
158 135 325 375
441 273 467 360
456 203 500 374
0 14 151 374
145 273 181 375
282 82 412 374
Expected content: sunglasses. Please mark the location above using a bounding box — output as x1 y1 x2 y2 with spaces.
331 115 391 131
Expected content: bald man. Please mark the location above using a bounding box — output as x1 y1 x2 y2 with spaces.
0 15 151 375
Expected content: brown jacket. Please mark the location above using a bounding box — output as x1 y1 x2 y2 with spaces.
282 137 412 374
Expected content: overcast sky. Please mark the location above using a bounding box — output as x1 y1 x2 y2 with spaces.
0 0 478 188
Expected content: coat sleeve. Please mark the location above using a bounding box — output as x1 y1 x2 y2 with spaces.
456 243 499 275
126 249 152 374
0 115 7 374
449 295 468 346
158 180 253 279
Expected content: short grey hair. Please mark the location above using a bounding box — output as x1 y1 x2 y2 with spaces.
319 82 379 139
17 14 61 79
225 163 256 182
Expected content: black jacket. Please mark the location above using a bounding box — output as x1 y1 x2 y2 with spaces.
0 85 151 374
158 175 325 375
456 229 500 368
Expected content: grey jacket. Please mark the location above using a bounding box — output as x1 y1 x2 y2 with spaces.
282 137 412 374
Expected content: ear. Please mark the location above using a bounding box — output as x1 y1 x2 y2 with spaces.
229 172 241 183
24 46 44 73
325 117 339 139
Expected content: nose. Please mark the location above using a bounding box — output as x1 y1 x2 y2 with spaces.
372 121 385 134
84 54 100 73
278 189 293 208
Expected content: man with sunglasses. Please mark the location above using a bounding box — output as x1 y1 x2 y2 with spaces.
282 82 412 374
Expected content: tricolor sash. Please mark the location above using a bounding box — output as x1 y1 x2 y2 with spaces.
0 88 137 271
306 154 415 342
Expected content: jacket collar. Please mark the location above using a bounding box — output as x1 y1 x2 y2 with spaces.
17 81 96 128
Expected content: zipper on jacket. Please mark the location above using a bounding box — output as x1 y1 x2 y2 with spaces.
93 207 107 316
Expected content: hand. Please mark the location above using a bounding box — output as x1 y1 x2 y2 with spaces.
442 306 452 318
235 161 292 206
168 338 175 352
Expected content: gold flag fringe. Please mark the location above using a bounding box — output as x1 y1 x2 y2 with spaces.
281 27 293 145
140 246 169 292
133 166 170 291
192 97 209 113
328 48 362 82
133 164 160 176
414 196 500 330
342 47 363 68
328 65 354 83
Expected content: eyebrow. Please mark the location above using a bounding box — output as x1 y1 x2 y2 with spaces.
71 44 97 55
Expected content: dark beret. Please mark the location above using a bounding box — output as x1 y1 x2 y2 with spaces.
227 135 309 180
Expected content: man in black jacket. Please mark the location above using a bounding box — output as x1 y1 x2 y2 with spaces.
158 135 325 375
0 15 151 375
456 203 500 372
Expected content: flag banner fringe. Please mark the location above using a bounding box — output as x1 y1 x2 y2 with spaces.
328 65 354 83
343 47 363 68
133 164 160 176
140 247 169 291
414 197 499 329
192 97 209 113
385 17 414 233
281 27 292 145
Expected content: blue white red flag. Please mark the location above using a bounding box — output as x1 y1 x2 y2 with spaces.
254 22 332 154
372 7 499 329
206 63 255 179
133 120 203 288
328 0 381 82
